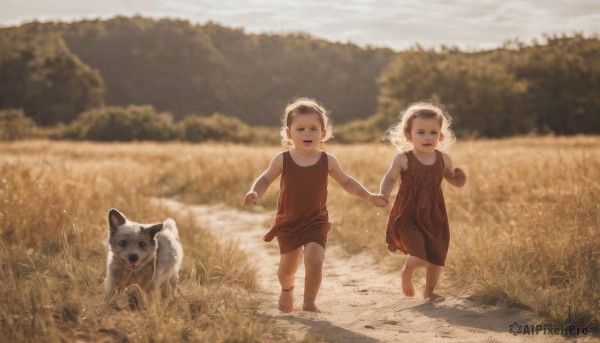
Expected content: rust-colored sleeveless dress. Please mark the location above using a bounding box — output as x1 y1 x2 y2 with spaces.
386 150 450 266
263 151 330 254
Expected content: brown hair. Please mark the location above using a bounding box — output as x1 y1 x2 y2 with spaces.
280 97 333 147
387 101 456 151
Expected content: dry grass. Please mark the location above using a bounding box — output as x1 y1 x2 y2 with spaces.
444 136 600 329
325 136 600 330
1 136 598 341
0 141 286 342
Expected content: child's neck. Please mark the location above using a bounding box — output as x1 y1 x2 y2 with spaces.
411 149 436 157
289 148 322 166
291 147 321 157
411 149 437 165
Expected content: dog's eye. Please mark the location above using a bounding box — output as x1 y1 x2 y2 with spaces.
118 240 127 247
138 241 147 248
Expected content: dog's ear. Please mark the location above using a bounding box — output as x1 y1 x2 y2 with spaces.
145 223 164 240
108 209 127 236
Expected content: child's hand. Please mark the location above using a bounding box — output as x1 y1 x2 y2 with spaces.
453 167 467 187
444 166 466 187
244 191 258 206
446 168 467 187
369 194 389 208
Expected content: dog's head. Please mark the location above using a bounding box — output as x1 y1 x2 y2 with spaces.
108 209 164 271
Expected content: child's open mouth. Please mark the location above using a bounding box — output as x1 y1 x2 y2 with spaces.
303 140 313 143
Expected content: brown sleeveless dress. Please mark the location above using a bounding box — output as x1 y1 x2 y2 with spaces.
385 150 450 266
263 151 330 254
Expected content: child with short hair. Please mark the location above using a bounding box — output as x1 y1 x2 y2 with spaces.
379 101 466 300
245 97 387 312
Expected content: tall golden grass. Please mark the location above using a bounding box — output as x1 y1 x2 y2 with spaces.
0 141 282 342
325 137 600 330
1 136 598 341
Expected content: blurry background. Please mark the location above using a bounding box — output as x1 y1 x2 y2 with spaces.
1 2 599 341
1 0 599 142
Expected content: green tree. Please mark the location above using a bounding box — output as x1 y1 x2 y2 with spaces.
0 27 105 125
179 113 252 143
0 109 37 140
512 34 600 134
71 105 175 141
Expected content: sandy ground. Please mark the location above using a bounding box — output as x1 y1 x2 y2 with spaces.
160 199 594 343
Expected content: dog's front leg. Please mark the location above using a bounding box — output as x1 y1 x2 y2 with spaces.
105 255 123 301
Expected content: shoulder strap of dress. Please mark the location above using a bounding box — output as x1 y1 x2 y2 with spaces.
320 151 329 170
282 150 292 169
435 150 445 171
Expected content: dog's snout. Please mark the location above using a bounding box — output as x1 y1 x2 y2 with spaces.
128 254 139 262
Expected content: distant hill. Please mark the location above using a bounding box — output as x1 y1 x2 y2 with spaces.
2 18 599 140
0 17 395 126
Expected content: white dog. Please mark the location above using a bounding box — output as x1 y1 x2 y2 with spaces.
105 208 183 300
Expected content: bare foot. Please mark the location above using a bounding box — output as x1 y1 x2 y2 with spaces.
401 268 415 297
423 291 445 301
279 287 294 312
302 302 321 312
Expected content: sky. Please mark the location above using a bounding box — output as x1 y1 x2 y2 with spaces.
1 0 598 51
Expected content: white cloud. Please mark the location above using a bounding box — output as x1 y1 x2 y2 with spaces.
0 0 597 50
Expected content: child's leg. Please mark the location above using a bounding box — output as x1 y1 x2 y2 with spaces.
302 242 325 312
400 230 427 297
278 247 303 312
423 263 444 300
402 255 426 297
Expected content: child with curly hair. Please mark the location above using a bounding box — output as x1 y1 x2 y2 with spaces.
379 101 466 300
245 98 387 312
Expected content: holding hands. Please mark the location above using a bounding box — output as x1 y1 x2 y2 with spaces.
369 194 389 208
246 191 389 208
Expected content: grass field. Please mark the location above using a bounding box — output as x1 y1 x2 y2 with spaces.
1 136 598 341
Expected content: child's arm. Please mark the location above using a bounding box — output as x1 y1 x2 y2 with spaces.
442 152 466 187
244 153 284 205
379 153 407 201
327 155 388 207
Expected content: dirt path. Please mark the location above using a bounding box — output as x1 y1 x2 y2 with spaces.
160 199 586 342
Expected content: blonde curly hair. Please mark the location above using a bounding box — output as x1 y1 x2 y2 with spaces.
280 97 333 148
386 101 456 151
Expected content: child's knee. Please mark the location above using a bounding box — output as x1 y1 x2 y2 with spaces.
277 267 295 279
304 254 324 271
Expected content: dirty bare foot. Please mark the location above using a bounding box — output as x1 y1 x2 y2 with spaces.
423 291 444 301
401 268 415 297
302 302 321 312
279 287 294 312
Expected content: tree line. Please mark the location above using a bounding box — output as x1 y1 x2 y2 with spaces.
0 17 393 128
0 106 278 143
1 16 599 142
336 34 600 142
